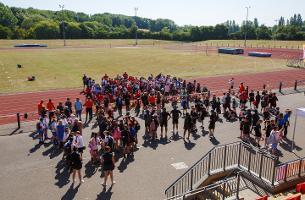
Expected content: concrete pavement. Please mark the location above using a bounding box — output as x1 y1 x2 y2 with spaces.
0 93 304 200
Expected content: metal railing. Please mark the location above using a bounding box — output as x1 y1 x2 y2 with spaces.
275 157 305 183
165 141 277 199
165 172 247 200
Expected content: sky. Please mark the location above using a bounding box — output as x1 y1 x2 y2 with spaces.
2 0 305 26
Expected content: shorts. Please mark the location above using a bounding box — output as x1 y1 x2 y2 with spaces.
160 121 168 127
172 119 179 124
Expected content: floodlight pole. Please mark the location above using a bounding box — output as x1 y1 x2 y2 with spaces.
134 7 138 46
59 4 66 46
273 19 279 48
244 6 250 48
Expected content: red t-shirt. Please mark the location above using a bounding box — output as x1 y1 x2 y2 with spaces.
46 102 55 111
84 100 93 108
38 103 44 114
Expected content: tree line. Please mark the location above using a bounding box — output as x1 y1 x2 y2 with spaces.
0 2 304 41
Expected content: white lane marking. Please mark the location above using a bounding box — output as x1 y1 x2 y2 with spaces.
171 162 188 170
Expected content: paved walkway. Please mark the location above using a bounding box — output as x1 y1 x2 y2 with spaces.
1 68 305 125
0 93 304 200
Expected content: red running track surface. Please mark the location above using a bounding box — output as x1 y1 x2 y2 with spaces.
0 69 304 125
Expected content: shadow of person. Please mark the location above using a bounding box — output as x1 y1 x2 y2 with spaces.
210 136 220 146
96 185 113 200
191 131 201 140
117 155 134 173
61 184 80 200
184 140 196 150
84 161 98 178
202 129 209 137
282 137 303 152
55 159 71 188
29 131 39 140
159 137 171 145
169 133 183 141
29 143 43 154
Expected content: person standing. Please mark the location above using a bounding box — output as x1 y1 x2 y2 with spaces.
65 98 73 113
84 97 93 122
56 120 66 148
115 95 123 116
74 98 83 121
228 78 234 90
73 131 85 159
208 110 217 138
171 106 182 136
183 113 192 141
69 147 84 184
283 109 291 138
49 117 58 145
254 120 262 147
38 100 44 117
101 146 115 187
46 99 55 112
160 108 171 139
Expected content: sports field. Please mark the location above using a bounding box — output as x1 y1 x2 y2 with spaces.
0 39 290 93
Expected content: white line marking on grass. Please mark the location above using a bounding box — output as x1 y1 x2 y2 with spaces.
171 162 188 170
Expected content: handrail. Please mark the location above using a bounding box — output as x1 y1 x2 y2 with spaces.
165 141 241 193
165 171 244 200
164 141 276 198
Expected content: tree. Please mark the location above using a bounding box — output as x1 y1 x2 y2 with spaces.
190 26 201 41
256 25 271 39
0 25 12 38
0 3 18 27
254 18 259 28
30 20 59 39
160 27 172 40
214 24 228 39
65 22 82 39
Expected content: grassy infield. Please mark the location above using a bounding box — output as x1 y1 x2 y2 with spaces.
0 39 302 93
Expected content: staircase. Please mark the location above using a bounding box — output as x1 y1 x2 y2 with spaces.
165 141 305 200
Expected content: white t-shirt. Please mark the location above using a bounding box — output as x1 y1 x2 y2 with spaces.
73 135 84 148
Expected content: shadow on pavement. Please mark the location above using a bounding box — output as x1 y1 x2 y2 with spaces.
117 155 134 173
42 145 63 159
55 159 70 188
84 161 99 178
184 140 196 150
142 139 159 149
210 136 220 146
29 143 43 154
97 185 113 200
169 133 183 141
61 184 80 200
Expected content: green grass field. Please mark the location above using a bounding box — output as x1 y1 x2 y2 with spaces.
0 39 289 93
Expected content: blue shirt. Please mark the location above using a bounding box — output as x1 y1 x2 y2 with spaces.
74 101 82 111
57 125 65 141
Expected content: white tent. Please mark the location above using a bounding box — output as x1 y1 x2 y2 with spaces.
292 108 305 151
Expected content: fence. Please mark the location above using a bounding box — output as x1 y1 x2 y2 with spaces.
279 79 305 94
164 141 277 199
197 42 303 50
165 173 247 200
275 157 305 183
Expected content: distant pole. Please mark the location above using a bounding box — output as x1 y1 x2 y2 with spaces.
134 7 138 46
59 4 66 46
273 19 279 49
244 6 250 48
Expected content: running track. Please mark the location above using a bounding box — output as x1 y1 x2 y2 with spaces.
0 68 304 125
